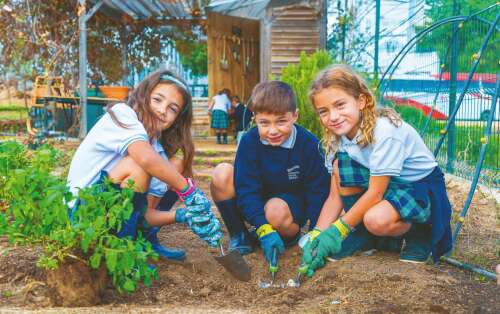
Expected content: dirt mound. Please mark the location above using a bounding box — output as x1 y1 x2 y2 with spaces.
0 141 498 313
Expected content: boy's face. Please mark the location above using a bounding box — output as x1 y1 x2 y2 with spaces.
254 111 298 146
150 83 184 130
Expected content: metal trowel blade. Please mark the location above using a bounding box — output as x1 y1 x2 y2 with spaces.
214 250 251 282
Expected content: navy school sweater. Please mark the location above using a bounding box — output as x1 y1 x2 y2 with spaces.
233 125 331 229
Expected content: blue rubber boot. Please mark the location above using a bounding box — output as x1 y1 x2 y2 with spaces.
375 236 403 253
144 227 186 261
400 223 432 263
215 198 254 255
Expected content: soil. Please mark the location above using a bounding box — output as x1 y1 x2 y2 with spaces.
0 139 499 313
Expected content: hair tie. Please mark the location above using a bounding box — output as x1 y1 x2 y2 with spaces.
159 73 191 114
159 73 189 93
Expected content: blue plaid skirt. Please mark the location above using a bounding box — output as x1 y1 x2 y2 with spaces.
211 110 229 129
337 152 431 223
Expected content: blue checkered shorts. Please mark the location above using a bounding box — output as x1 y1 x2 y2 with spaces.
337 152 431 223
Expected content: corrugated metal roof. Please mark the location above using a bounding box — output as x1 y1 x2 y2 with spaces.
207 0 270 20
94 0 204 20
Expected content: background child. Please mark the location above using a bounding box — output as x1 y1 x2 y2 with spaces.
210 81 330 265
67 69 222 261
230 95 253 141
208 89 231 144
301 64 452 276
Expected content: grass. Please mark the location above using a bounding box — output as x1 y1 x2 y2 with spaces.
0 110 27 121
395 106 500 175
0 103 28 121
1 290 13 298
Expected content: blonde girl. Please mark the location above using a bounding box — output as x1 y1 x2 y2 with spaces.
301 65 452 276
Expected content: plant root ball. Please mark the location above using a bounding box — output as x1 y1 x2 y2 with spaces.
46 259 108 307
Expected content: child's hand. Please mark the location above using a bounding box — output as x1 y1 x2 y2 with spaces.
190 216 223 247
177 179 211 208
176 179 223 247
256 224 285 263
174 208 188 224
301 218 351 277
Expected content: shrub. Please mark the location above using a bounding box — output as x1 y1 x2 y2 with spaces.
281 50 334 137
0 141 157 293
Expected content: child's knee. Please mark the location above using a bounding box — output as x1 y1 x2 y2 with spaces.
109 156 150 192
363 211 392 236
211 163 233 191
264 198 293 228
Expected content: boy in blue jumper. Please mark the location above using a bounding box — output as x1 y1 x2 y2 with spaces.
210 81 330 264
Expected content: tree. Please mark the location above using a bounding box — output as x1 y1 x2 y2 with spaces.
415 0 498 73
0 1 207 88
327 0 373 70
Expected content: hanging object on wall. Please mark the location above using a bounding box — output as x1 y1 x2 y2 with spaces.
220 35 229 71
245 39 253 74
231 36 241 64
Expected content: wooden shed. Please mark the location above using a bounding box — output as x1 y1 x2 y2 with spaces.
207 0 327 102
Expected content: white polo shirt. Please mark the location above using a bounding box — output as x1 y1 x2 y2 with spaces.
211 94 231 112
67 103 168 200
329 117 437 182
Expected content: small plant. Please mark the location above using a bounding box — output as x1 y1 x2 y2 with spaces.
1 290 13 298
0 141 158 293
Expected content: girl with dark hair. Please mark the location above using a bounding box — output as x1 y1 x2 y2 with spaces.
67 69 222 261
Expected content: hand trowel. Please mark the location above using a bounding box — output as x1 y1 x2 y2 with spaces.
214 242 251 282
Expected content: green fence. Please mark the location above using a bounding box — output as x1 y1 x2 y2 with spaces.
378 5 500 189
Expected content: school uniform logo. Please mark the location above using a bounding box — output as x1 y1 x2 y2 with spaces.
287 165 300 180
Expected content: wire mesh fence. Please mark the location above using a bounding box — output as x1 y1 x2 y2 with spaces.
377 5 500 189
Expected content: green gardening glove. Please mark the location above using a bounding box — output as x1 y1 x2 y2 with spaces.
301 218 351 277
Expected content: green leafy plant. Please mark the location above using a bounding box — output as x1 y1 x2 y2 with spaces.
0 141 158 293
280 50 334 137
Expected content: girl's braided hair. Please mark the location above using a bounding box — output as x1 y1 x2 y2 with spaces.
308 64 401 161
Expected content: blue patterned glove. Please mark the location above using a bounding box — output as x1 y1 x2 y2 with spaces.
190 217 223 247
256 224 285 263
174 208 188 224
177 179 211 209
176 179 223 247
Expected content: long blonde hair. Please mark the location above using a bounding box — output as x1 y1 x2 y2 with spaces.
308 64 401 160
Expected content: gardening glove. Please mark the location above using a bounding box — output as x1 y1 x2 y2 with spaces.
176 178 211 210
191 216 223 247
256 224 285 263
174 208 188 224
308 228 322 242
176 179 223 247
301 218 351 277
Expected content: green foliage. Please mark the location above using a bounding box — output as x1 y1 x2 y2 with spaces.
416 0 498 73
394 106 500 170
177 40 208 77
280 51 334 137
0 141 158 293
0 2 206 84
326 0 373 69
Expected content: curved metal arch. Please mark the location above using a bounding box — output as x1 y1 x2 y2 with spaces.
432 11 500 156
377 3 499 95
